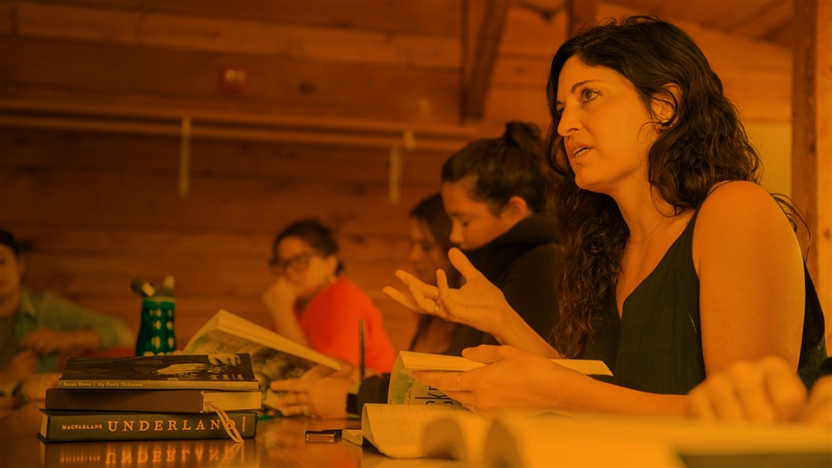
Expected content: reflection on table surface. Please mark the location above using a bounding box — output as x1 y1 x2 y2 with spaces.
10 402 827 468
3 402 463 468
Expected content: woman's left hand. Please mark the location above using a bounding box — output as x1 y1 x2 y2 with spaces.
413 345 568 417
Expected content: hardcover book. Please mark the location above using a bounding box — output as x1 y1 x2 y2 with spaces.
57 353 259 391
37 409 257 443
388 351 612 405
45 388 262 414
182 310 340 409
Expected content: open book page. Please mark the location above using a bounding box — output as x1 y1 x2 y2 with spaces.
361 403 476 458
532 413 832 455
421 412 492 466
388 351 611 405
482 412 832 467
183 310 339 407
485 415 681 467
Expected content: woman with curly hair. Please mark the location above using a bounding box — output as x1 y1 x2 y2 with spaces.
385 16 825 417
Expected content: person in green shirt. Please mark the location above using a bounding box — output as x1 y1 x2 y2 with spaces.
0 229 134 391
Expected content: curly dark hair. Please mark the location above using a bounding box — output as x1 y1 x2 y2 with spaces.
545 16 778 356
442 121 552 214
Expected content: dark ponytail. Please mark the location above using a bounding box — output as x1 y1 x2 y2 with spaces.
441 121 552 214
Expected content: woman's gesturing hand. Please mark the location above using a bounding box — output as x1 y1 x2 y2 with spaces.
383 248 513 338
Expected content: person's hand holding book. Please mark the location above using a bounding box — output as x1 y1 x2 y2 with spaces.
269 364 356 418
412 345 585 417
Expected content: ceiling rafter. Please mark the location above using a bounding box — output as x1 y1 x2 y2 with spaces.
461 0 510 122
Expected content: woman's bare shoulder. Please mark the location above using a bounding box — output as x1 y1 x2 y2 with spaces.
697 181 785 227
693 181 799 259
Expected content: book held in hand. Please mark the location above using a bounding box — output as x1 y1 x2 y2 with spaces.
182 310 341 409
45 388 262 414
57 353 259 391
387 351 612 405
37 409 258 443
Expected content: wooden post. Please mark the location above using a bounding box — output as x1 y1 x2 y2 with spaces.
461 0 509 122
179 116 191 198
792 0 831 350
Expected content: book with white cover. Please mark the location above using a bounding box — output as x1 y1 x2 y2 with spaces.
387 350 612 405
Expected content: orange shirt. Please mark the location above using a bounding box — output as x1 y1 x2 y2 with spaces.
296 277 395 373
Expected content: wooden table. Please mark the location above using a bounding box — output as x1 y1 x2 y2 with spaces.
3 403 830 467
1 402 457 468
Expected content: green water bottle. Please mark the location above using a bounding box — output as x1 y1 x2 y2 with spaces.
134 277 177 356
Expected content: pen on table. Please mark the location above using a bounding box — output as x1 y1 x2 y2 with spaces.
359 319 365 381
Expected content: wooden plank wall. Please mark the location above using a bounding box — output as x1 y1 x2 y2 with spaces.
483 1 793 138
0 0 819 353
0 0 467 352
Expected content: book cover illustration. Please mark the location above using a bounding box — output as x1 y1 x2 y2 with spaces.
58 353 259 391
186 331 329 390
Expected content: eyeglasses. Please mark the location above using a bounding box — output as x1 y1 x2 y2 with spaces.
269 252 320 275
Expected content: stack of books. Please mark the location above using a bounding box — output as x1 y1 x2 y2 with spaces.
38 353 262 443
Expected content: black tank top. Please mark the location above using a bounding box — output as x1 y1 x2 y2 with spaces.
583 201 827 395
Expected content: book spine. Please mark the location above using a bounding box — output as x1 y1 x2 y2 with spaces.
56 380 258 391
45 389 205 413
40 412 257 442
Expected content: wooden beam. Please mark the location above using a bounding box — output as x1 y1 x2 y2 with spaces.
791 0 832 349
567 0 597 36
462 0 509 121
0 1 461 69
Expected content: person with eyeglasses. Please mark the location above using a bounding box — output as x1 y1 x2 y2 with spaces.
262 218 396 374
267 193 470 418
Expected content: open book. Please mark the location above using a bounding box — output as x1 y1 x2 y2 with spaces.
183 310 340 409
388 351 612 405
360 404 832 466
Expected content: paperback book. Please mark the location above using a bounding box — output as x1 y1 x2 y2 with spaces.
57 353 259 391
182 310 341 409
388 351 612 405
45 388 262 414
37 409 258 443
